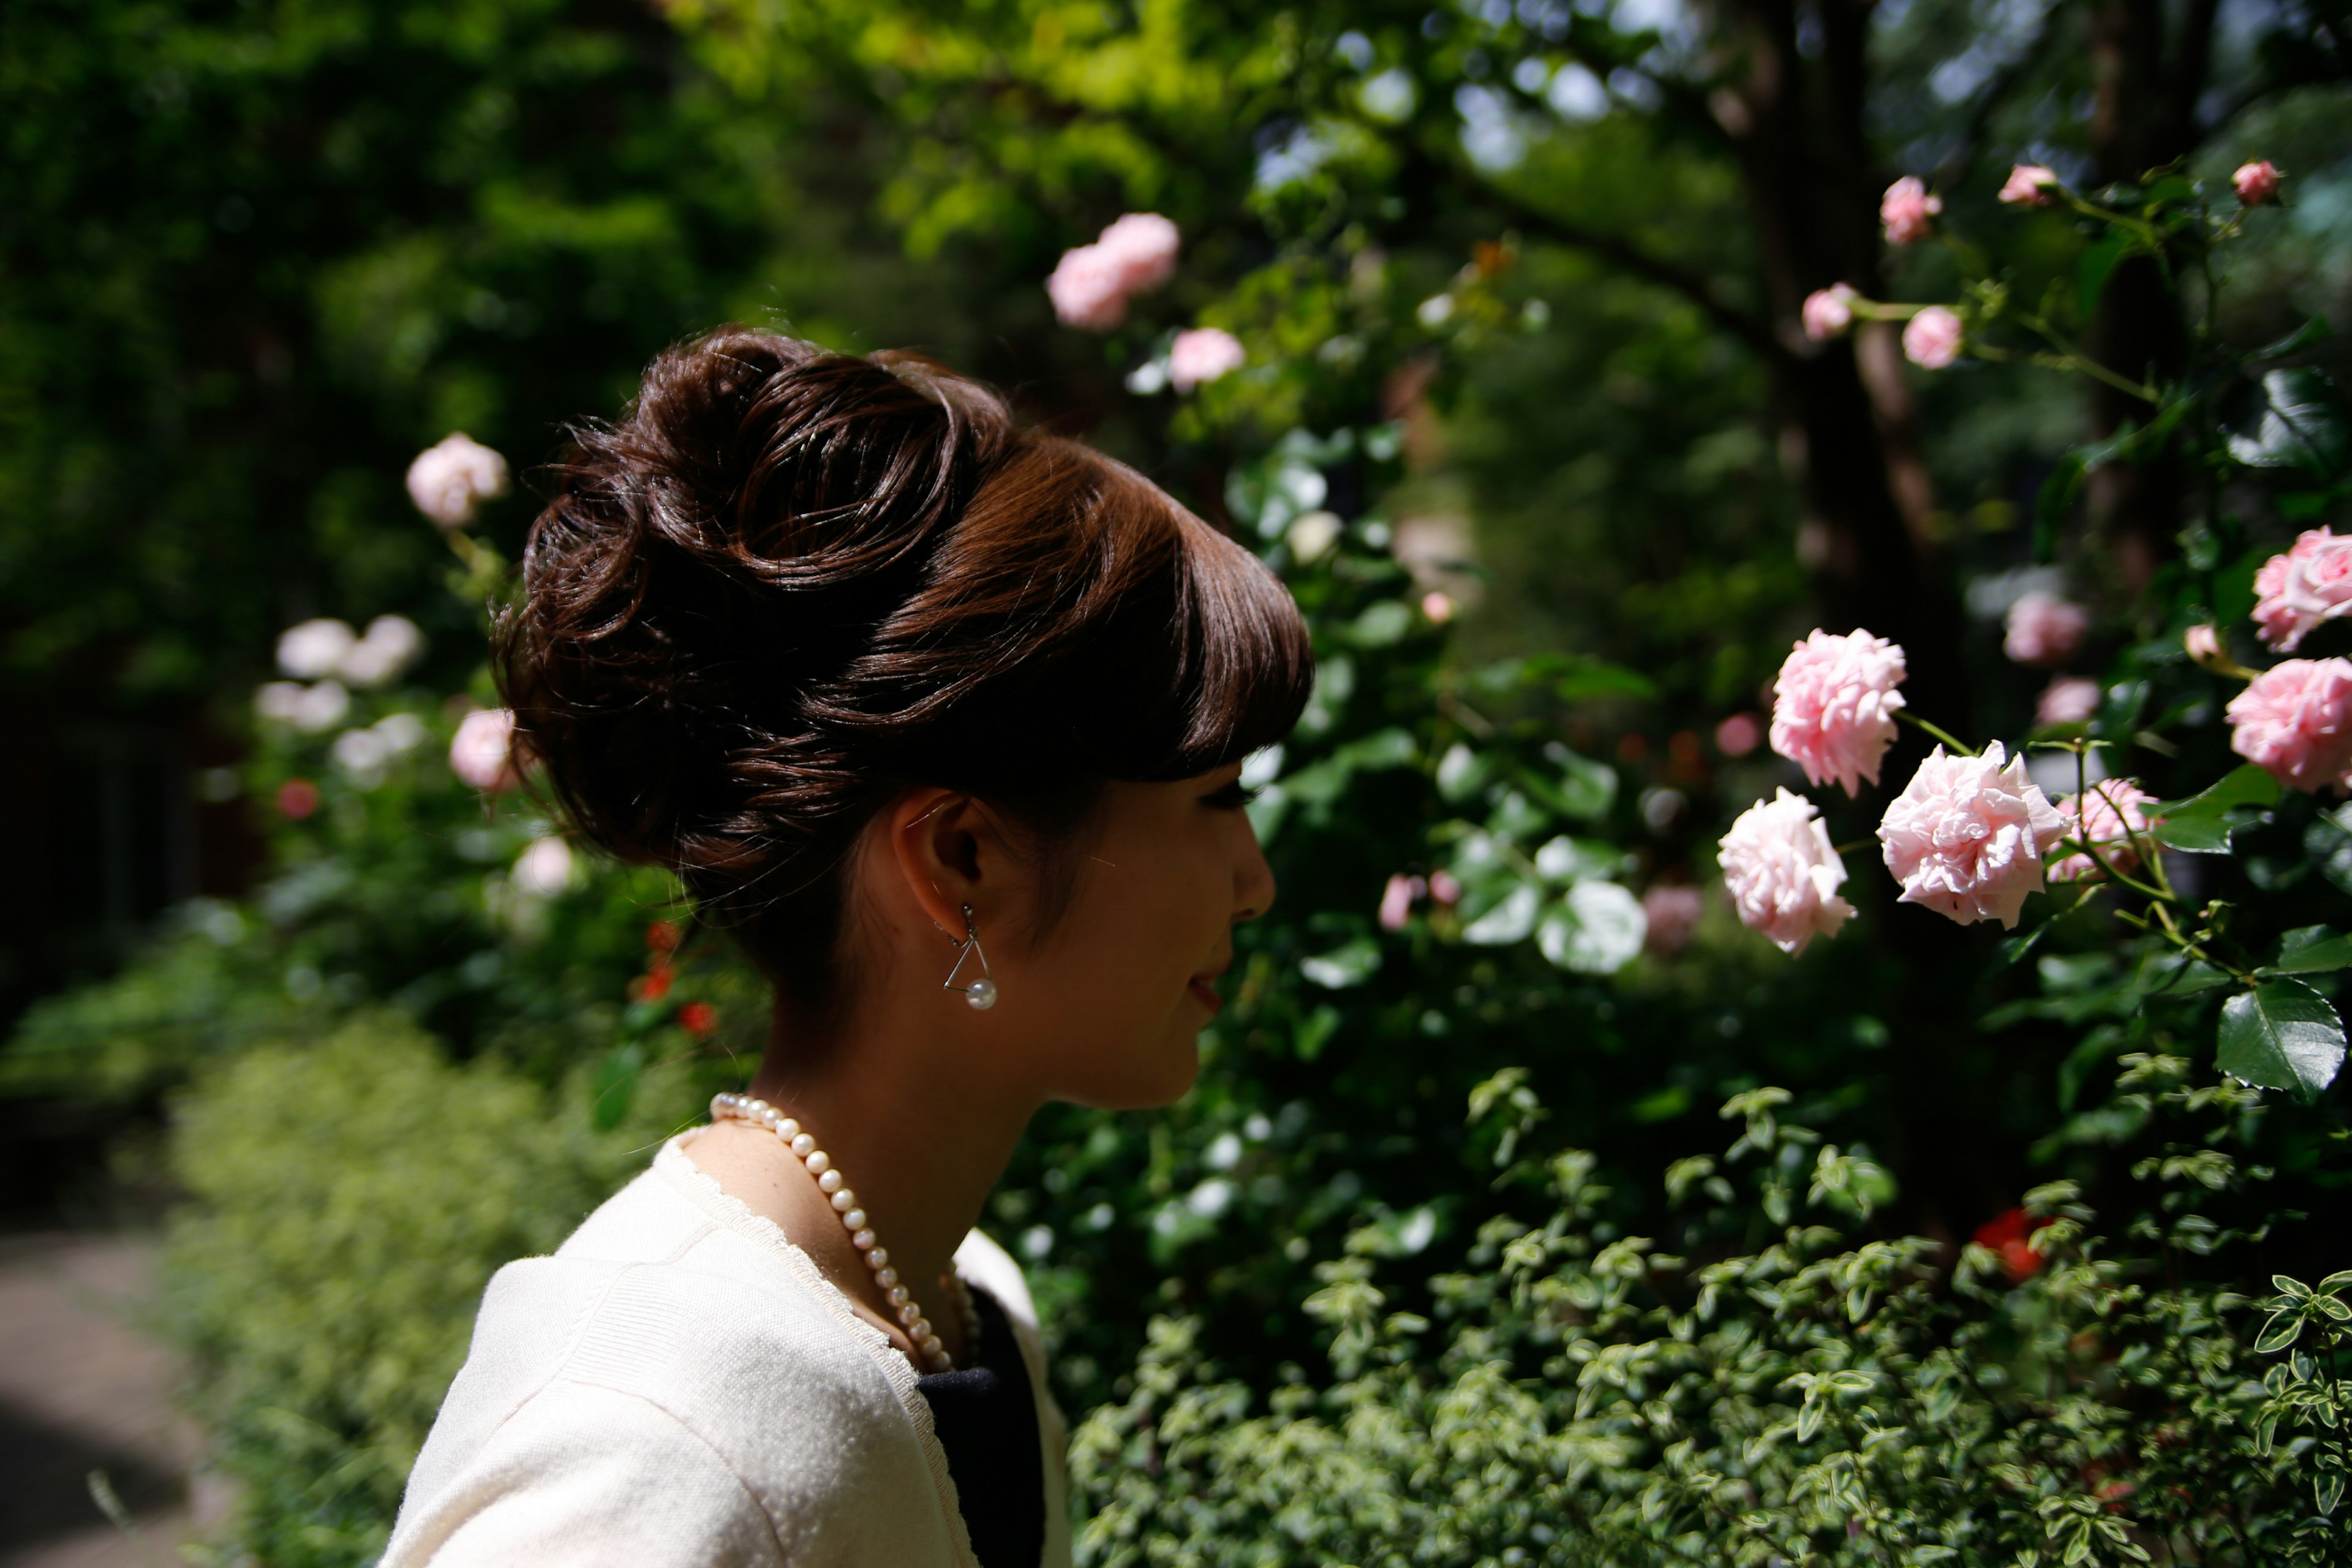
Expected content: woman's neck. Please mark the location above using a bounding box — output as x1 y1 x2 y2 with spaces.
692 990 1036 1362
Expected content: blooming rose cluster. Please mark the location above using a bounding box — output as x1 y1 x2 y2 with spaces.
1718 789 1853 955
1046 213 1180 331
2003 590 2089 666
1877 742 2066 929
2227 658 2352 792
405 434 509 529
2252 528 2352 652
1880 177 1943 246
2048 779 2155 883
1768 628 1908 796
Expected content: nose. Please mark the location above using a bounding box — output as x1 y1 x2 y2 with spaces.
1232 816 1276 924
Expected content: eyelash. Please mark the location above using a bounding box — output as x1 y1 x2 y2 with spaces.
1205 780 1259 810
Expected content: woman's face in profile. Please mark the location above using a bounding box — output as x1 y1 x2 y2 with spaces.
1012 761 1276 1111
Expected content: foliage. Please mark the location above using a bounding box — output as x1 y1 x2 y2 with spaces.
164 1013 652 1566
6 2 2352 1565
1073 1066 2349 1566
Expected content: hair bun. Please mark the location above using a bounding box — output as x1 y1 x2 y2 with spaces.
500 328 1310 1014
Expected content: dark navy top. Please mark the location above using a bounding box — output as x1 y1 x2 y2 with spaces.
914 1287 1045 1568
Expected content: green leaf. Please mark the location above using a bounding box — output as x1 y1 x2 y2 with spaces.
2032 453 2087 560
2318 1471 2343 1517
2248 315 2333 363
2260 926 2352 976
589 1042 644 1133
1299 937 1382 989
2079 228 2133 317
2217 980 2348 1104
2319 1269 2352 1295
1545 747 1618 820
2155 764 2282 821
2228 368 2349 478
1536 882 1646 974
2138 953 2231 996
2151 764 2279 851
1996 922 2051 969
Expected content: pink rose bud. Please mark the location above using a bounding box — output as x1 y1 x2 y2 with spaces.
1769 628 1908 796
1997 164 2060 206
1169 327 1245 391
405 433 509 529
1378 873 1420 931
2035 676 2101 728
1719 788 1854 956
1801 284 1860 341
2003 590 2090 666
1642 884 1705 957
1428 870 1463 906
1880 176 1943 246
450 707 521 792
1420 590 1455 624
1902 306 1964 369
2227 657 2352 791
2233 160 2281 206
2049 779 2155 883
2252 528 2352 652
1877 742 2067 928
2184 624 2225 665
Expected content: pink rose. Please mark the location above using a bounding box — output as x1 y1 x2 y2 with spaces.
405 434 508 529
1169 327 1245 391
2252 529 2352 652
1719 789 1853 956
2036 676 2101 728
1769 628 1908 796
1902 306 1964 369
1046 213 1182 331
1878 742 2066 928
2184 624 2225 666
2049 779 2156 883
2227 658 2352 791
2233 160 2280 206
1715 711 1763 758
450 707 521 791
1880 176 1943 246
1642 884 1705 956
1047 245 1132 330
1802 284 1859 341
1378 873 1424 931
1997 165 2060 206
2003 590 2089 665
1095 213 1181 292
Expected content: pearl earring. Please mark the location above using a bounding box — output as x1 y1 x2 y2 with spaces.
942 904 997 1010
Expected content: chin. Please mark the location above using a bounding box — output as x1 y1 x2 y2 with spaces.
1072 1027 1204 1112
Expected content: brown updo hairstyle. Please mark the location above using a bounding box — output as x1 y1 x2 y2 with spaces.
497 329 1313 1017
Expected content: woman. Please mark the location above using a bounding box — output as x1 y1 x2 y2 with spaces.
381 331 1313 1567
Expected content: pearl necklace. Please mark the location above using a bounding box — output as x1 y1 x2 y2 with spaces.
709 1092 980 1373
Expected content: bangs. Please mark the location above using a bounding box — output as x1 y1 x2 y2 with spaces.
1151 508 1316 778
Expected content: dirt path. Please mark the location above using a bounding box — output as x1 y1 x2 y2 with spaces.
0 1235 213 1568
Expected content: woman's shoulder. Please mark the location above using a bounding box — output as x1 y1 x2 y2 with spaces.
386 1139 975 1567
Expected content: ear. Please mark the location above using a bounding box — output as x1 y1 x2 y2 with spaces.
882 787 1017 937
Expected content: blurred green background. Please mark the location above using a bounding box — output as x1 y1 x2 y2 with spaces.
4 0 2351 1562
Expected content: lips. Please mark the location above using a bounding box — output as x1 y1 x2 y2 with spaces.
1188 958 1230 1015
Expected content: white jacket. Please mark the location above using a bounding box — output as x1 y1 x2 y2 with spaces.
382 1134 1071 1567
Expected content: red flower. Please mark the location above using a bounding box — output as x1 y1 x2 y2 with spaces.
1973 1206 2044 1282
277 778 320 820
631 965 674 1003
646 920 682 954
678 1002 717 1037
